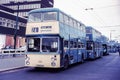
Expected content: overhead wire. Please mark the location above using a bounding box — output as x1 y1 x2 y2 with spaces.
75 0 120 29
74 0 120 40
78 0 106 26
96 25 120 28
94 4 120 9
65 0 102 26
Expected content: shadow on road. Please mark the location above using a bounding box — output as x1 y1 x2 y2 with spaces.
27 67 63 73
26 56 105 73
26 61 88 73
26 53 118 74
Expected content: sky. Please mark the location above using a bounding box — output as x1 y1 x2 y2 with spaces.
54 0 120 42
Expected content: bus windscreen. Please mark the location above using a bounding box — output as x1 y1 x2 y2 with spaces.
42 38 58 52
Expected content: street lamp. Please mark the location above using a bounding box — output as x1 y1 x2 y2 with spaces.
85 8 94 11
110 30 116 41
114 35 120 43
14 2 20 49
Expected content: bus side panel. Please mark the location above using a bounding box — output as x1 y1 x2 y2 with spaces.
77 49 82 62
69 49 78 64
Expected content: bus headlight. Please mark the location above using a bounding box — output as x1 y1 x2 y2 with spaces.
51 55 57 61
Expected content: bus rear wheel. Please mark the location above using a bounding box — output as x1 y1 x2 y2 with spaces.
63 56 69 70
81 54 84 63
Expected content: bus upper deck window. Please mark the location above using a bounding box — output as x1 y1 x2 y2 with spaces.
43 12 57 21
28 13 42 22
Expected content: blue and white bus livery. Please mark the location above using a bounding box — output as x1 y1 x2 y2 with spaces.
86 26 103 59
25 8 87 69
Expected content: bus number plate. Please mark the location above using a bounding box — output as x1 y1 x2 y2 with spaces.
36 64 44 67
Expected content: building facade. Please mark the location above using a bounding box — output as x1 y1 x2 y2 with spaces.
0 0 54 49
1 0 54 17
0 5 27 49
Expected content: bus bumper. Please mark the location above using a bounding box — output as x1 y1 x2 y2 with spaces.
25 54 61 68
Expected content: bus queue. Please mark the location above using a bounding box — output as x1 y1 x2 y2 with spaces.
25 8 111 69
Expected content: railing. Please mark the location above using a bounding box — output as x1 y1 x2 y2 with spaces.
0 49 26 59
0 49 26 54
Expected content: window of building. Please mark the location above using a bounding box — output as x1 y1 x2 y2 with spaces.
2 18 7 27
0 16 25 29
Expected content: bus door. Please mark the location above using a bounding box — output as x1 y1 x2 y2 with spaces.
69 40 78 64
77 41 83 62
64 39 78 64
63 40 70 65
59 37 64 66
97 42 102 57
86 41 95 58
102 44 107 55
95 42 98 57
77 41 86 62
95 42 101 58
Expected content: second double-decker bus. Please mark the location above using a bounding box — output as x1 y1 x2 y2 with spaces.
25 8 87 69
101 35 110 55
86 26 103 59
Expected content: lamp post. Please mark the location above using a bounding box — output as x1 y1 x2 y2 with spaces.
110 30 116 41
85 8 94 11
115 35 120 43
14 2 20 49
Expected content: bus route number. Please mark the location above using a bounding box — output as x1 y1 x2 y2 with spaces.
31 27 39 33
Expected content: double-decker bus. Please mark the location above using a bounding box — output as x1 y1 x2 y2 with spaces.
25 8 87 69
101 35 110 55
86 26 103 59
109 41 118 53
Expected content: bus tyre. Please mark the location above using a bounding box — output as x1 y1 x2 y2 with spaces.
100 52 102 58
63 56 69 70
94 52 96 59
81 54 84 63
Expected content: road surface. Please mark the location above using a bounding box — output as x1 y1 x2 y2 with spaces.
0 53 120 80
